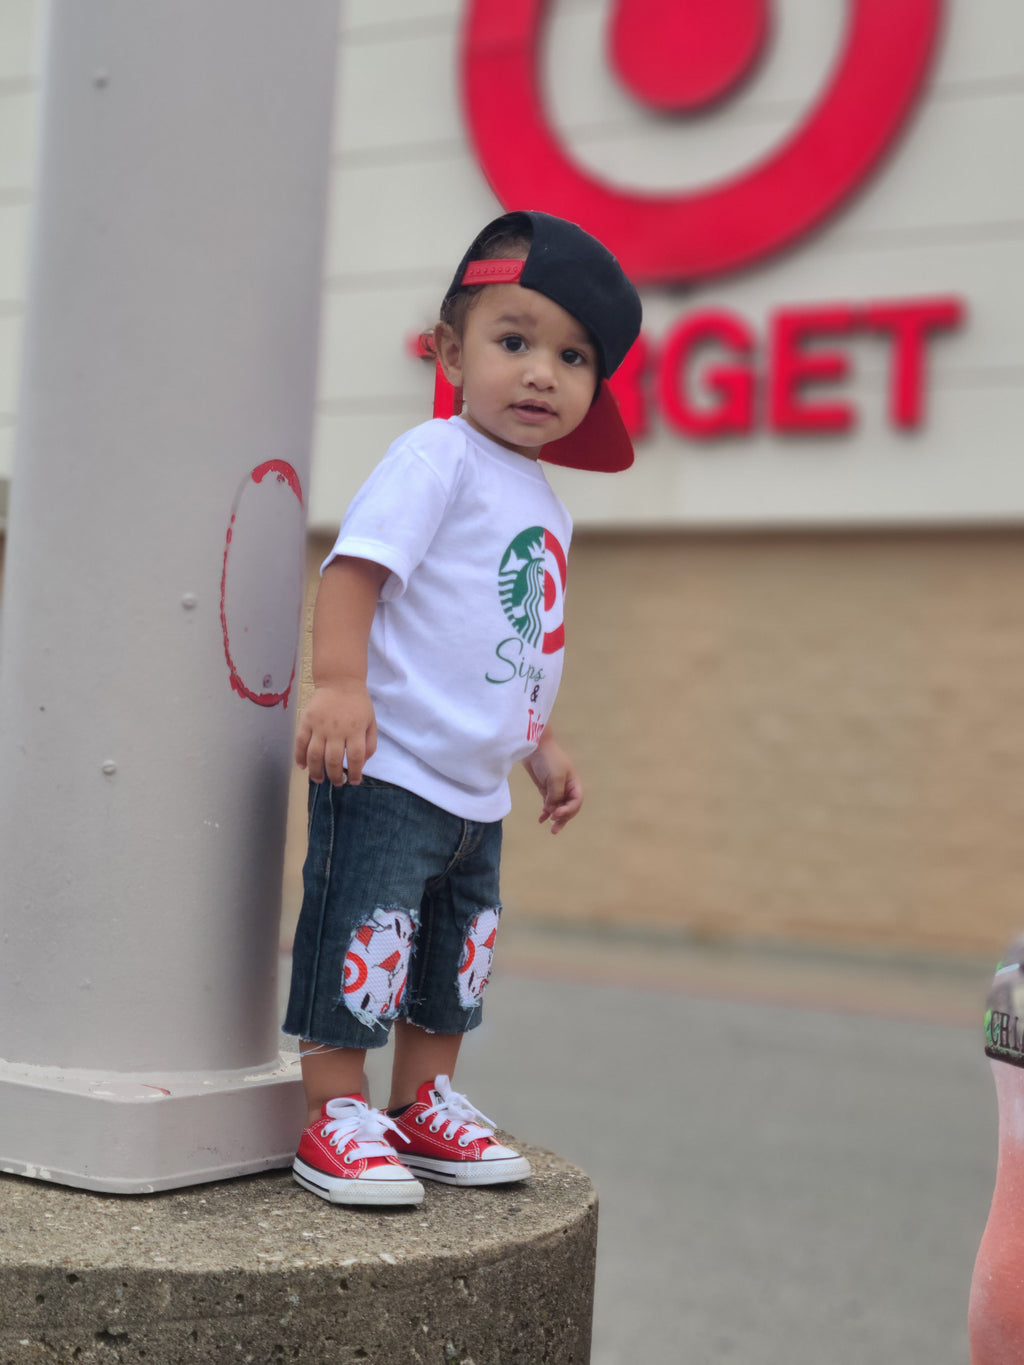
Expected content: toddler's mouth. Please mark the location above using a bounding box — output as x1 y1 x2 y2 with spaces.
513 401 555 417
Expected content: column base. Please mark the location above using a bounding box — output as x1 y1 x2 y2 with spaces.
0 1054 305 1193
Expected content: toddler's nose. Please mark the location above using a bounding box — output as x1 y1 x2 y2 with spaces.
523 353 556 388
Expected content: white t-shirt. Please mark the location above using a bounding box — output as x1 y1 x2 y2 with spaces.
324 416 573 821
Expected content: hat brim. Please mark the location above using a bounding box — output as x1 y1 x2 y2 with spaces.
540 380 635 474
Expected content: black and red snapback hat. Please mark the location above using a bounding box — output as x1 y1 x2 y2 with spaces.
435 210 643 473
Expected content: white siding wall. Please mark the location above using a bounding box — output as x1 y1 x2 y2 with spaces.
1 2 1021 529
320 0 1024 529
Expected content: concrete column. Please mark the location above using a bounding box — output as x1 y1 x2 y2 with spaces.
0 0 338 1191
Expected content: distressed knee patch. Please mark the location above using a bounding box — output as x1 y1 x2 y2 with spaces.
342 906 416 1027
457 906 501 1009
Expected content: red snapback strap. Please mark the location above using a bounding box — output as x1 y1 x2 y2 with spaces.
460 259 525 286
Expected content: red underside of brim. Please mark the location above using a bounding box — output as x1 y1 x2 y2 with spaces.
431 370 633 473
538 380 634 473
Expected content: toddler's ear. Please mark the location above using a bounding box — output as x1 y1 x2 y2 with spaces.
433 322 464 387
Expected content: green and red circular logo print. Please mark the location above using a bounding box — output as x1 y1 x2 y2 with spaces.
498 527 567 654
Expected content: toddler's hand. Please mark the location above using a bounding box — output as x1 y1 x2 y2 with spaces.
294 681 377 786
522 736 583 834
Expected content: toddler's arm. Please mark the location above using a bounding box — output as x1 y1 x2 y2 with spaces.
521 729 583 835
294 555 389 786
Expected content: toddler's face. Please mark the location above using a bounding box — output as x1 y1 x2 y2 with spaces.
440 282 598 459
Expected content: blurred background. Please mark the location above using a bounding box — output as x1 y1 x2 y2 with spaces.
1 3 1020 1360
2 3 1022 965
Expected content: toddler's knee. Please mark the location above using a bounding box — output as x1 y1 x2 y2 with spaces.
457 906 501 1008
342 906 417 1028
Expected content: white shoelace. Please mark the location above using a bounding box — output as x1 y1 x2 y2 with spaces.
418 1074 496 1145
321 1096 410 1161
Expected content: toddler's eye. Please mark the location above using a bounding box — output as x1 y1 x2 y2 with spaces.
500 335 526 353
562 349 589 367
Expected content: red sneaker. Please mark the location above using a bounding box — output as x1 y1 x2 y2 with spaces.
388 1076 531 1186
293 1095 424 1205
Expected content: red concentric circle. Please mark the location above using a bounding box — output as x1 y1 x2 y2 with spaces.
343 951 368 995
541 529 567 655
462 0 943 283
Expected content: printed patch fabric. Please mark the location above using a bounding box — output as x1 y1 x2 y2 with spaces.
343 907 415 1026
457 907 500 1009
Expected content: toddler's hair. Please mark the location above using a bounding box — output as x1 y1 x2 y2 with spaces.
437 215 532 337
418 220 530 361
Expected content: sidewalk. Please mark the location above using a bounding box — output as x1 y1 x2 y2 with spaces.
308 921 997 1365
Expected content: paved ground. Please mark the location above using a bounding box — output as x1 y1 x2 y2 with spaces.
328 920 999 1365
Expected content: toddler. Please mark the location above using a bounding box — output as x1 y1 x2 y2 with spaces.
285 210 642 1205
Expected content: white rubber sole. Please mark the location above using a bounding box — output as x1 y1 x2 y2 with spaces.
401 1152 531 1186
293 1156 424 1206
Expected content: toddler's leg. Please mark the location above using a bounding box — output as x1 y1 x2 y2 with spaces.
388 1019 462 1110
300 1040 369 1124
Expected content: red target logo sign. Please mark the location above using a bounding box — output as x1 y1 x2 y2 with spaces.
462 0 944 284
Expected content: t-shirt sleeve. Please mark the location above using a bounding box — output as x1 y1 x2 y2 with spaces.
321 424 460 601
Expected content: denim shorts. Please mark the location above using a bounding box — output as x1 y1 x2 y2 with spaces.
284 777 503 1049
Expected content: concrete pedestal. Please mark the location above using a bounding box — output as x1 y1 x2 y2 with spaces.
0 1144 596 1363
